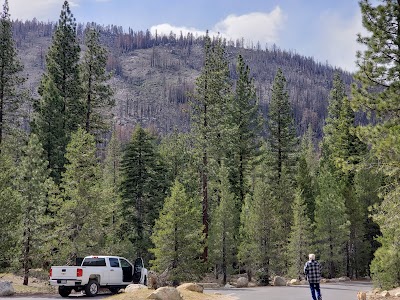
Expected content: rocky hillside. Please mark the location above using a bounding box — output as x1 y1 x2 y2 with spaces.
14 20 354 140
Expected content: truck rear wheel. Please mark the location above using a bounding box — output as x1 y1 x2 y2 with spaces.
85 280 99 297
58 286 72 297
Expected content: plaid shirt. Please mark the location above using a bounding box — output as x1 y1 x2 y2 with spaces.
304 260 322 283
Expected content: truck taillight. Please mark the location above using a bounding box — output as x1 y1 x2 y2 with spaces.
49 268 52 278
77 268 83 277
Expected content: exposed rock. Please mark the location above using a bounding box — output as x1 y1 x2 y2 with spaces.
289 279 300 285
248 281 258 287
395 292 400 297
0 281 15 296
357 291 367 300
224 283 235 288
373 288 381 294
125 284 148 293
236 277 249 288
381 290 390 297
338 276 351 282
320 278 328 283
147 287 182 300
177 283 203 293
273 276 287 286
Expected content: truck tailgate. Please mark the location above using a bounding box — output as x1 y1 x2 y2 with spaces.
51 266 78 279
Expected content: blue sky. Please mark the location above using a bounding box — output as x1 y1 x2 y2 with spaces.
9 0 365 72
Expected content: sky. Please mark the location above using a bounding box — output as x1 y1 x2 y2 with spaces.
8 0 366 72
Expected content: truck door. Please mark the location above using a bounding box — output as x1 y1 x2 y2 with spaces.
119 258 133 283
132 258 144 284
108 257 123 284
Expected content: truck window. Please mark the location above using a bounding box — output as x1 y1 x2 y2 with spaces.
82 258 106 266
120 259 131 268
109 258 120 268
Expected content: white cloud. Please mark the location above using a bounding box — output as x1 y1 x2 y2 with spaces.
151 7 285 47
313 11 366 72
214 8 285 45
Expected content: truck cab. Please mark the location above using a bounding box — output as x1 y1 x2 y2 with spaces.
49 255 148 297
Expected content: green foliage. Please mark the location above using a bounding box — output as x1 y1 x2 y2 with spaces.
314 164 349 278
370 233 400 289
120 125 168 261
351 0 400 285
54 128 104 264
238 153 280 283
34 0 83 182
101 130 125 254
0 0 26 146
288 189 313 279
209 162 238 284
81 27 114 134
15 134 53 284
150 180 204 284
227 54 263 205
190 34 232 260
266 68 298 272
0 146 20 269
296 127 318 222
32 77 65 182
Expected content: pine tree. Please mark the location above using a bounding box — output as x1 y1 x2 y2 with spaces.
32 77 65 181
323 73 370 277
0 0 25 147
81 27 114 134
55 128 104 263
352 0 400 287
228 54 263 205
288 189 313 279
209 162 237 284
101 130 124 254
296 126 318 222
34 0 83 182
0 146 20 269
191 33 231 260
16 134 52 285
120 125 168 261
266 68 298 271
314 165 349 278
238 150 280 284
150 180 204 284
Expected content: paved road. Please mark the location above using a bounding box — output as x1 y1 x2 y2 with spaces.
7 282 372 300
205 281 372 300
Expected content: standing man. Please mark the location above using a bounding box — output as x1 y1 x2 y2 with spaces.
304 253 322 300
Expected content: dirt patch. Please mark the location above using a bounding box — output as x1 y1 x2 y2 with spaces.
0 272 57 294
109 288 235 300
367 287 400 300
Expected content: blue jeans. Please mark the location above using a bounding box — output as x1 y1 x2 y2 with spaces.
309 282 321 300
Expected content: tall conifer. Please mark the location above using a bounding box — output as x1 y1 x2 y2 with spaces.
34 1 83 182
150 180 204 284
0 0 25 147
81 27 114 134
16 134 52 285
120 125 168 261
352 0 400 287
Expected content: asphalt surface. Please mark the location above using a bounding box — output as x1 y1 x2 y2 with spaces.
6 281 372 300
206 281 373 300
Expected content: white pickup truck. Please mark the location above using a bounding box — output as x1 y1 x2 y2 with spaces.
49 256 148 297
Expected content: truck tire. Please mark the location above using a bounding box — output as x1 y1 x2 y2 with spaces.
85 280 99 297
58 286 72 297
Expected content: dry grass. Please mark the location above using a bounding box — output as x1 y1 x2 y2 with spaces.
109 288 236 300
0 272 57 294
